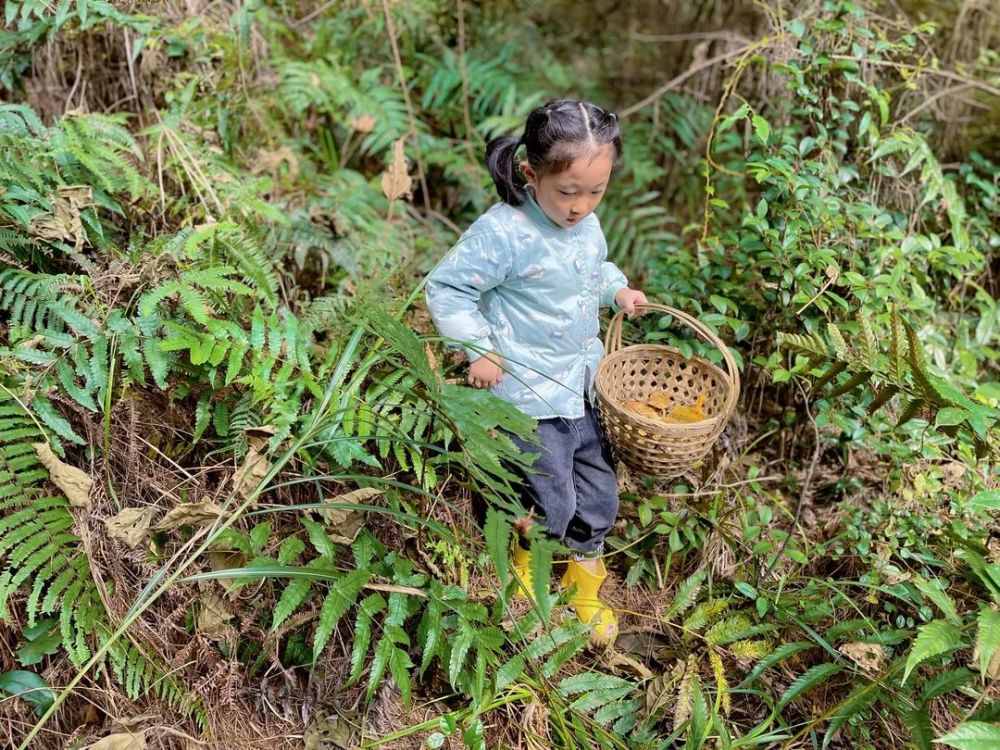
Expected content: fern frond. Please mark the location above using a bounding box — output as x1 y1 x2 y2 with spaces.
777 662 842 709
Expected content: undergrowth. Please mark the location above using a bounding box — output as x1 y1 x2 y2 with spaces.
0 0 997 749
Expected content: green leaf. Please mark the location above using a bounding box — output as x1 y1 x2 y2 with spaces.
903 708 934 750
484 508 510 598
530 539 555 621
935 722 1000 750
313 569 371 661
824 681 882 748
56 359 98 412
449 619 474 689
31 394 85 445
778 663 842 709
495 654 525 692
665 569 706 619
389 646 413 707
975 608 1000 680
367 632 394 701
192 392 212 444
912 575 960 626
0 670 55 715
751 114 771 145
904 620 961 684
17 620 60 667
349 593 384 684
271 568 315 631
935 407 967 428
968 490 1000 511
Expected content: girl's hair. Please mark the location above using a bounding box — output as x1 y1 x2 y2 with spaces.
485 99 622 206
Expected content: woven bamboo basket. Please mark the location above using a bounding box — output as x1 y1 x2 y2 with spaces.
594 303 740 478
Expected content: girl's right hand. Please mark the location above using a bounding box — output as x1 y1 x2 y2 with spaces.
468 352 504 388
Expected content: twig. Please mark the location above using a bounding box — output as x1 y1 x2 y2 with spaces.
830 54 1000 99
620 45 752 118
900 82 974 123
289 0 338 28
456 0 478 161
380 0 432 214
63 48 84 114
631 31 750 44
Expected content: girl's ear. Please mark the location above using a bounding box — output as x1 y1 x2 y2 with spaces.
520 160 538 188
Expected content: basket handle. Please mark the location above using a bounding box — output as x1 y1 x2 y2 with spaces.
604 302 741 418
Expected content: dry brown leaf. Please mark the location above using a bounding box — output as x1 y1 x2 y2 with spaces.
838 641 885 672
153 501 224 531
425 343 439 374
208 548 247 593
380 138 412 202
320 487 381 544
33 442 93 510
304 714 355 750
196 592 234 637
252 146 300 181
233 445 270 500
86 733 147 750
103 507 158 548
29 185 92 251
350 114 376 134
19 334 46 350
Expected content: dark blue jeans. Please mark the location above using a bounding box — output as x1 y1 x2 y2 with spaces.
505 404 619 554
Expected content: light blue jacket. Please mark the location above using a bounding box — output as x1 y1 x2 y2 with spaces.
425 191 629 419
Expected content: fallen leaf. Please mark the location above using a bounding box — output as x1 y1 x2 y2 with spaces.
153 501 224 531
838 641 885 672
350 114 376 134
29 185 92 251
304 713 356 750
86 732 146 750
233 445 269 500
103 507 158 548
319 487 381 544
33 442 92 510
252 146 299 181
425 343 439 374
196 592 234 637
380 138 412 202
208 548 247 593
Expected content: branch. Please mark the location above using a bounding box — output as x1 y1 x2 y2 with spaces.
830 54 1000 99
620 45 753 118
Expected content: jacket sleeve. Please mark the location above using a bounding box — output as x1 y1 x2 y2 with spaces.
596 231 628 310
424 230 513 362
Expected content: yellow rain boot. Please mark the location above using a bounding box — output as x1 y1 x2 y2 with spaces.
561 558 618 645
511 541 534 600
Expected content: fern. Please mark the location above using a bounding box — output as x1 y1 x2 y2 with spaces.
777 662 843 710
778 307 999 455
902 619 962 684
105 634 209 730
0 399 96 664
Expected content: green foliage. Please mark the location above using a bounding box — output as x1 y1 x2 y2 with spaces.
1 0 997 747
0 393 204 725
778 307 1000 455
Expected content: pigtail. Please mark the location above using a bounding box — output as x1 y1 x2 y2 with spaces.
485 134 526 206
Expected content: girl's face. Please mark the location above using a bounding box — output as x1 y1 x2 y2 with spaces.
522 145 614 229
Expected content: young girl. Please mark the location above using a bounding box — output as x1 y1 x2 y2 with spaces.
424 99 647 644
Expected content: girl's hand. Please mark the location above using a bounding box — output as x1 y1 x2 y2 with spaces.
615 288 649 318
468 352 504 388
